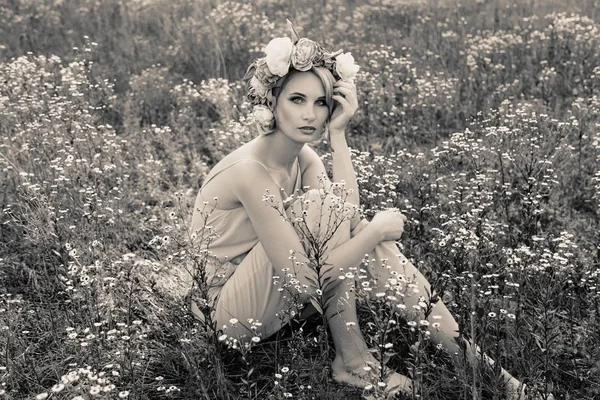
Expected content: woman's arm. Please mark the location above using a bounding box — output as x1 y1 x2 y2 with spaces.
329 133 359 206
300 145 361 231
233 161 382 283
328 80 361 206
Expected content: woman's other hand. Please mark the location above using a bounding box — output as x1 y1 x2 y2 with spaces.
329 80 359 134
370 208 408 242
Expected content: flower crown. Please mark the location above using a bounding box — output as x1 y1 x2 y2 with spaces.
243 20 360 134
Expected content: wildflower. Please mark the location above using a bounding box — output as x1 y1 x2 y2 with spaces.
251 336 260 343
488 312 497 318
36 393 49 399
104 384 116 392
281 367 289 373
275 373 283 379
89 385 101 395
118 391 130 398
229 318 238 325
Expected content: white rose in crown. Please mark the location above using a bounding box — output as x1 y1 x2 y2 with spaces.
335 52 360 82
264 37 293 77
250 76 268 97
253 105 274 127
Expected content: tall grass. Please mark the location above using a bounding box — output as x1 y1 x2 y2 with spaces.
1 0 599 398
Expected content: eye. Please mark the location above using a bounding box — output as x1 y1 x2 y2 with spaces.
290 96 304 104
316 99 327 106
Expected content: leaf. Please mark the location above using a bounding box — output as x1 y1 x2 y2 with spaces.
286 19 301 44
304 276 317 286
309 297 323 315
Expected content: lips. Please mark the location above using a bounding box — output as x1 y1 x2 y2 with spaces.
298 126 316 133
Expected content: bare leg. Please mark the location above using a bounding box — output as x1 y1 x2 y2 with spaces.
293 190 412 396
320 277 411 395
363 236 529 399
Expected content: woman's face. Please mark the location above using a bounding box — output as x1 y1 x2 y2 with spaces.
274 71 330 142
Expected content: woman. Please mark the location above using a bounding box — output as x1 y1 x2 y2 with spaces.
189 21 540 399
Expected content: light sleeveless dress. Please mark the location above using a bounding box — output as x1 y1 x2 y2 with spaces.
189 157 305 333
189 156 419 341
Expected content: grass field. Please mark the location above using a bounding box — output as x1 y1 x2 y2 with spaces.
1 0 599 399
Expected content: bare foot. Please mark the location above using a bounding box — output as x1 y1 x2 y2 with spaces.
331 356 412 397
504 376 526 400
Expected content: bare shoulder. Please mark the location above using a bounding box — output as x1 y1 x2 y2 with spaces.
299 144 323 171
198 144 270 209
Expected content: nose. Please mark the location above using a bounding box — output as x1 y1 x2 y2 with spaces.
302 105 316 122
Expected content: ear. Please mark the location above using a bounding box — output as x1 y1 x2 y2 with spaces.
286 19 301 44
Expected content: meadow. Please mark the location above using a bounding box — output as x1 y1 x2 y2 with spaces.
1 0 599 398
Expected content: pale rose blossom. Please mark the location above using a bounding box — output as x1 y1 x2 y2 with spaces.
291 38 319 71
250 76 268 97
335 52 360 82
253 105 274 127
264 37 293 76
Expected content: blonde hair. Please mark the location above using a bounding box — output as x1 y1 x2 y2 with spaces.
260 67 335 135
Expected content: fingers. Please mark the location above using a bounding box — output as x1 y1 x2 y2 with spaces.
332 94 352 112
333 84 358 109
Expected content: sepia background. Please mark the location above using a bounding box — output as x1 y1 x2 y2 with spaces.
0 0 599 399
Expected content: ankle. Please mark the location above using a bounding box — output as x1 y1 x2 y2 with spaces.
333 352 377 371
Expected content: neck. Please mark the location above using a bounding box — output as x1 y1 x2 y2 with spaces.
253 131 303 172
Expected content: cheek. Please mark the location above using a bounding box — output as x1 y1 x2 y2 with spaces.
276 103 294 125
317 107 329 125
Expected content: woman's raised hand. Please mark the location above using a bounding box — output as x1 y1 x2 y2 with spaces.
370 208 408 242
329 80 359 134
